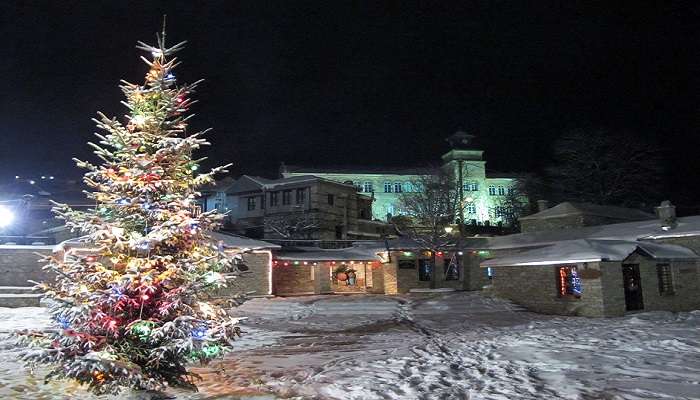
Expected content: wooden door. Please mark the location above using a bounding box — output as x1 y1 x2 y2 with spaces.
622 264 644 311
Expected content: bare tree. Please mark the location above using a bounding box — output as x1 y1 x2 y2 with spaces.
492 173 542 230
264 212 320 239
547 129 664 208
397 168 465 288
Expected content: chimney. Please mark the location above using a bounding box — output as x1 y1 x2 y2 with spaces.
655 200 677 230
536 200 550 213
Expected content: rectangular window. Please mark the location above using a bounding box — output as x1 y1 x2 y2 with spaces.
363 182 373 193
656 263 674 295
270 191 279 207
488 186 497 196
507 187 515 196
394 182 403 193
247 197 256 211
398 260 416 269
327 194 334 205
443 255 459 281
497 186 506 196
418 259 433 281
463 182 479 191
282 190 291 205
466 203 476 214
403 182 412 193
384 182 393 193
296 188 306 204
556 266 582 298
494 206 507 217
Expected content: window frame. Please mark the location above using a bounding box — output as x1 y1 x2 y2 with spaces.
296 188 306 204
363 181 373 193
269 191 279 207
394 182 403 193
246 196 256 211
656 263 675 295
384 182 393 193
488 185 497 196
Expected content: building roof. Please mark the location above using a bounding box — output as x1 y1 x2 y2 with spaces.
225 174 359 195
209 231 281 250
57 231 280 252
485 215 700 250
283 164 434 176
275 246 382 262
519 202 654 221
480 239 698 267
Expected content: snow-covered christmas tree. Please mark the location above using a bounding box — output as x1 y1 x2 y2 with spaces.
17 26 243 395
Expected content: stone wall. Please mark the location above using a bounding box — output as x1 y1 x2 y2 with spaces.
0 245 53 286
464 252 491 291
387 251 466 293
520 215 632 233
490 262 607 317
273 263 315 295
213 251 271 298
625 253 700 313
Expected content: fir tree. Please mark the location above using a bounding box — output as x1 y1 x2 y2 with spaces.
17 27 242 395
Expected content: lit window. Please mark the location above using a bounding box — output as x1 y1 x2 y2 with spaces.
247 197 256 211
403 182 412 192
363 182 373 193
494 206 508 217
466 203 476 214
657 264 674 295
488 186 496 195
463 182 478 191
394 182 403 193
497 186 506 196
385 204 395 216
384 182 393 193
556 266 582 298
418 259 433 281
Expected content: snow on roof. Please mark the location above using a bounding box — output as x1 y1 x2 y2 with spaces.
480 239 698 267
208 231 281 250
276 246 382 261
485 215 700 250
58 232 280 251
284 164 433 176
519 202 654 221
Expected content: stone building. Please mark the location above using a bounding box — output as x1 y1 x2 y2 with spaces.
270 238 485 295
281 131 522 225
519 201 655 233
476 201 700 317
201 175 391 240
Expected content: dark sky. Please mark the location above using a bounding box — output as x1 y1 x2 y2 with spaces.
2 2 700 205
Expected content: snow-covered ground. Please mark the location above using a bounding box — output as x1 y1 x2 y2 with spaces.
1 292 699 399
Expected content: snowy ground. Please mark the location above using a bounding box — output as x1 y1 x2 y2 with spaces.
1 292 699 399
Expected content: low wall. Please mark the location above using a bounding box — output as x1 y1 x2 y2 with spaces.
0 245 54 286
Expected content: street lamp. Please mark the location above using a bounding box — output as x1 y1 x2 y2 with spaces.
444 226 454 234
0 206 15 228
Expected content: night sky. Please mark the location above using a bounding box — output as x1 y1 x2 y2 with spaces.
2 2 700 206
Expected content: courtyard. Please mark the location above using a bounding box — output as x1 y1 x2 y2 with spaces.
1 291 698 399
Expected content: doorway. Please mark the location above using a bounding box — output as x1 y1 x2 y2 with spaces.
621 264 644 311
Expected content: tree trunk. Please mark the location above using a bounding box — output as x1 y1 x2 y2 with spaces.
430 253 437 289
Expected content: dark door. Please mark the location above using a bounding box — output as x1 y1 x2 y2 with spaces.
622 264 644 311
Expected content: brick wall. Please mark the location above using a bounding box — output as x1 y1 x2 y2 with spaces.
0 245 53 286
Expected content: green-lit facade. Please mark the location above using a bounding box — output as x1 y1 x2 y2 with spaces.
282 133 521 225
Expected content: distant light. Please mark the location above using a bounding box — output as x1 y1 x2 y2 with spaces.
0 206 15 228
151 49 163 58
49 176 54 180
29 180 36 185
41 176 46 179
14 176 19 179
444 226 454 234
